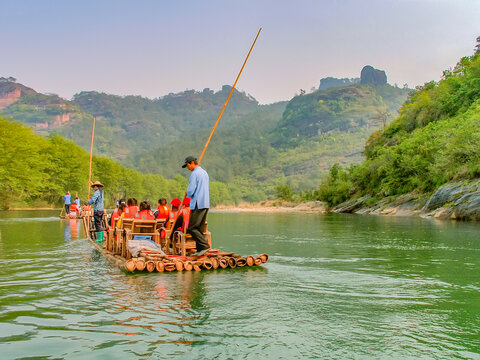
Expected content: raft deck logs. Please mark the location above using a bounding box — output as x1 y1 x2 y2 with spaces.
83 216 269 273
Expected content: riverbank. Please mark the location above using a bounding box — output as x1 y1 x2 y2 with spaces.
214 200 327 214
331 179 480 221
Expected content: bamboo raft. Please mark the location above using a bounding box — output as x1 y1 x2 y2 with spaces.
80 29 266 274
82 215 268 273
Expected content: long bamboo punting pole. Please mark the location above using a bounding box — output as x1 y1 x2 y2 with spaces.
198 27 262 165
172 28 262 228
87 116 96 199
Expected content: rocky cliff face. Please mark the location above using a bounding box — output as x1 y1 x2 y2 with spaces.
332 179 480 221
360 65 387 86
0 81 37 109
0 89 21 109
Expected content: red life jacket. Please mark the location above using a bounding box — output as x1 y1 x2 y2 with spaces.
123 206 134 219
135 210 154 220
182 207 190 223
111 208 119 227
169 210 178 220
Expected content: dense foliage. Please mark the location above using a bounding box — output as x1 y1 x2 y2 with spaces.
272 84 410 148
0 116 236 209
0 73 410 204
316 53 480 206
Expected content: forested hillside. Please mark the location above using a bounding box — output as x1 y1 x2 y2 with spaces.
0 66 411 203
0 116 237 209
135 82 410 192
1 85 261 161
316 52 480 207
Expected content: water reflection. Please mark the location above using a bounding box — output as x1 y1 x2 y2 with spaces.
0 210 479 359
64 218 81 241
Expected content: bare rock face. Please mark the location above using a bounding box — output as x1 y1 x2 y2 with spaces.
332 179 480 221
360 65 387 86
0 80 37 109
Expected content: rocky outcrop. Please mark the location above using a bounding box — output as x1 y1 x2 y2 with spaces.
360 66 387 86
0 81 37 109
332 195 371 213
422 181 480 221
0 89 21 109
332 179 480 221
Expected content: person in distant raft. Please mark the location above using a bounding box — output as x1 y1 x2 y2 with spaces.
182 156 210 256
88 181 105 232
64 191 71 214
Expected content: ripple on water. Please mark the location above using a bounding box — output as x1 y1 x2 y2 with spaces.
1 212 480 359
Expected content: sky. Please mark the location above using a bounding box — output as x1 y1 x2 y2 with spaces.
1 0 479 104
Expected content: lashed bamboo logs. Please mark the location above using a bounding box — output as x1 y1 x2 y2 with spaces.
146 260 155 272
175 261 184 272
136 257 146 271
228 257 237 269
156 261 165 272
219 257 228 269
122 247 268 273
202 259 213 270
236 258 246 267
126 258 136 272
164 263 176 271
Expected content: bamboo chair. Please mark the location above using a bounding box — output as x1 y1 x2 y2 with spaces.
171 221 212 256
122 220 160 259
155 218 168 250
114 218 134 255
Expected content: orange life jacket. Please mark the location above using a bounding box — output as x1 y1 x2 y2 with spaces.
156 205 171 220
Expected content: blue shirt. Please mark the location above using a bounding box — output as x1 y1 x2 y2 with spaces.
88 189 104 212
75 198 80 207
64 194 71 205
186 166 210 210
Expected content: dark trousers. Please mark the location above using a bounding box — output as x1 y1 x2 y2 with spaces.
65 204 70 213
93 210 104 231
188 208 209 251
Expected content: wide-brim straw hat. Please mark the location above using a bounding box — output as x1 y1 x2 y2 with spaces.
91 181 104 187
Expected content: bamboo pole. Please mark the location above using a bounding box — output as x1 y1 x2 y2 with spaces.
87 117 96 199
198 27 262 165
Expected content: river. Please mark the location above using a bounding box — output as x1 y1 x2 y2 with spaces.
0 210 479 359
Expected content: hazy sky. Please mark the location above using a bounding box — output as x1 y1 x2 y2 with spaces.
1 0 478 104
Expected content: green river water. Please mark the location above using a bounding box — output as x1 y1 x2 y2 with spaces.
0 210 479 359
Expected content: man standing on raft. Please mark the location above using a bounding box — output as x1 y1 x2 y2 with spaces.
182 156 210 256
88 181 105 233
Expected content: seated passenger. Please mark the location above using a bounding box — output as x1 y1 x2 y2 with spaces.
169 198 181 222
171 197 191 239
115 203 127 228
123 198 135 218
82 204 92 217
70 202 79 213
111 199 126 227
155 198 171 221
132 198 139 215
135 201 155 220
